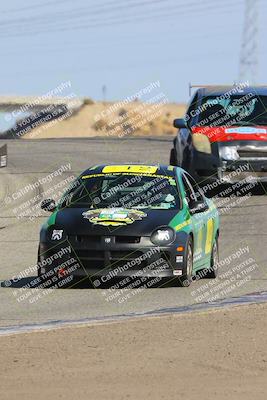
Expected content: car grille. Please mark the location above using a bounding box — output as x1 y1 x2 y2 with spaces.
110 250 144 261
68 234 141 244
72 249 104 270
68 235 101 244
237 149 267 159
74 249 104 260
115 236 140 243
74 249 147 271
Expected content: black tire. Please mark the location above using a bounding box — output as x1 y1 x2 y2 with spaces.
170 139 183 167
170 148 177 166
206 237 219 279
181 146 190 171
181 237 193 287
37 245 41 278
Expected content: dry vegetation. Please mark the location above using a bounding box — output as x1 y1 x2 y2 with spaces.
22 100 186 139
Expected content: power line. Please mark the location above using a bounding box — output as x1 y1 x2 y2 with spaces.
0 0 169 26
0 0 244 38
1 0 74 14
1 0 133 15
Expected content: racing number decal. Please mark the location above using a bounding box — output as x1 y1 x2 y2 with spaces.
205 218 214 254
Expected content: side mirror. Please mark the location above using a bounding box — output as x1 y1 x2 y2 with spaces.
41 198 56 212
190 200 209 215
173 118 186 129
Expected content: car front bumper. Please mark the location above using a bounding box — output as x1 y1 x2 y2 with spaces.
39 234 188 287
191 141 267 185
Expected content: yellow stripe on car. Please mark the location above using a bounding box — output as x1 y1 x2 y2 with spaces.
102 165 158 174
205 218 214 254
174 219 191 231
196 226 204 253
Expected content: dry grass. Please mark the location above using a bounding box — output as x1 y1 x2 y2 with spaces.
22 101 186 139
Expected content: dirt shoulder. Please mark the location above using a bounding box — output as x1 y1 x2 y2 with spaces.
1 303 267 400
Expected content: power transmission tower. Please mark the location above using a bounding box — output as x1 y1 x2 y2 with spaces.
239 0 259 84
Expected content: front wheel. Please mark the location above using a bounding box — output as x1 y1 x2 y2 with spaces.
37 245 41 277
170 148 177 166
181 238 193 287
206 238 219 279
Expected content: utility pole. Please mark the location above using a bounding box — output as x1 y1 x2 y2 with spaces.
102 85 107 103
239 0 259 84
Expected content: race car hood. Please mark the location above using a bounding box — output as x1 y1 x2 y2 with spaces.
51 207 180 236
192 126 267 143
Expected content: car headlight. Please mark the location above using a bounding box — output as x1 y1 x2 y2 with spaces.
219 146 239 160
150 227 175 245
192 134 211 154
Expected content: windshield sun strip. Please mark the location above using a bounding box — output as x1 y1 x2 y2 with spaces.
81 173 175 180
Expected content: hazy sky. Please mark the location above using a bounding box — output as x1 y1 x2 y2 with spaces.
0 0 267 103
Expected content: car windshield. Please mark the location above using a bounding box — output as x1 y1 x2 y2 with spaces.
195 93 267 127
60 173 180 210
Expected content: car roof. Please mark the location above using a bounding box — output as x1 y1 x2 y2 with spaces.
81 164 184 177
196 86 267 97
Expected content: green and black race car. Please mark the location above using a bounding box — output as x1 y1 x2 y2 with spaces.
38 164 220 288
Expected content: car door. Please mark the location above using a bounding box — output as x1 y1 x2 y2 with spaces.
186 172 216 255
181 173 208 268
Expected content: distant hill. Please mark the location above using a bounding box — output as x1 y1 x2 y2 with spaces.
0 97 186 139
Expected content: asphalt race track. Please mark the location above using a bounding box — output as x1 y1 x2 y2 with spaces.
0 137 267 329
